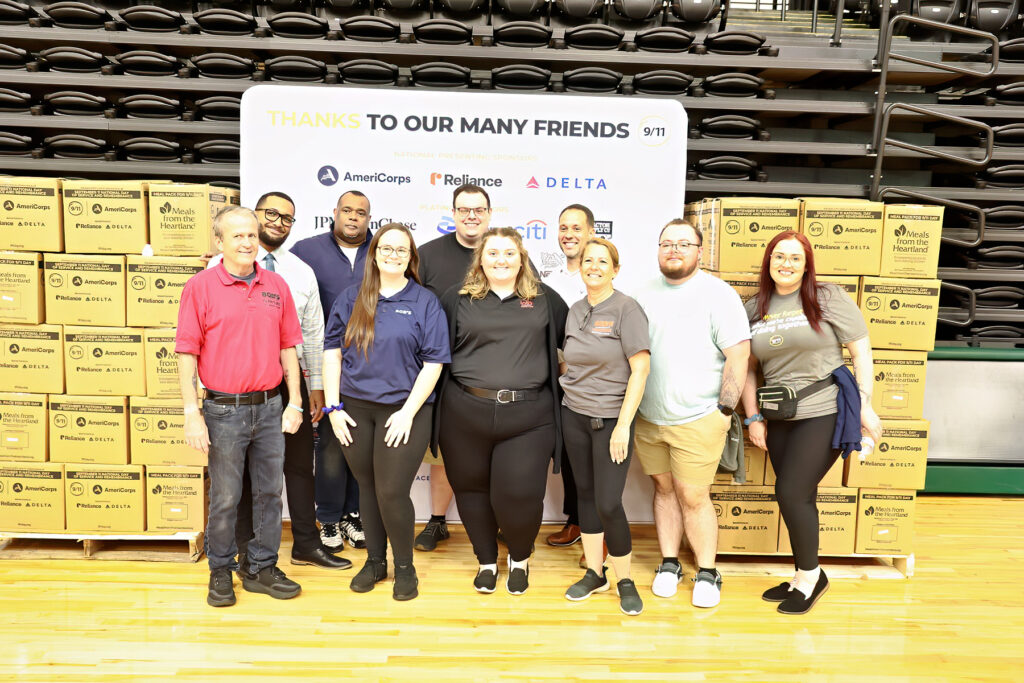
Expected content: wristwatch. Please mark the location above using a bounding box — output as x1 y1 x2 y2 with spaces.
717 403 734 417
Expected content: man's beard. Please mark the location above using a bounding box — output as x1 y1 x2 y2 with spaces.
259 226 288 249
335 225 367 246
660 259 697 280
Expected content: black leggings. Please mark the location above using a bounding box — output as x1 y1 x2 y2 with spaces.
560 406 633 557
439 384 555 564
766 413 839 571
340 395 432 568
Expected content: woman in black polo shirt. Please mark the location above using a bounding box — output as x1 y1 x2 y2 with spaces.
435 227 568 596
323 223 450 601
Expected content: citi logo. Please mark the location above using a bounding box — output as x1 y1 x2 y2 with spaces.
516 219 547 240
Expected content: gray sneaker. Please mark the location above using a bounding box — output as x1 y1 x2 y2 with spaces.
617 579 644 616
565 568 610 601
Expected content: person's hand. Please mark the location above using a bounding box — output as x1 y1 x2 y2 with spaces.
282 406 302 434
861 404 882 443
384 408 415 448
609 423 631 464
329 409 357 446
748 420 767 450
184 411 210 454
309 390 325 424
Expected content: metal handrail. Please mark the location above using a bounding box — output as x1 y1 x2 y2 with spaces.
878 186 987 248
938 281 977 327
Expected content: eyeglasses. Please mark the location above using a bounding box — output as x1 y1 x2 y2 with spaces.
340 207 368 219
659 241 698 253
771 253 805 266
454 207 490 218
258 207 295 227
377 245 410 259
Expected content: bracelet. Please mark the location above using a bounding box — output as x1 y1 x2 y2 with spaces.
321 403 344 415
743 414 765 426
286 403 303 414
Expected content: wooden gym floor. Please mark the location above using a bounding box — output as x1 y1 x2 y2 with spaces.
1 495 1022 682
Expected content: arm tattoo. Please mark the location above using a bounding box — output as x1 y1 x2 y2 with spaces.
719 373 741 409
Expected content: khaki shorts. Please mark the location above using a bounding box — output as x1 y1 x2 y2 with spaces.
423 445 443 466
634 411 731 486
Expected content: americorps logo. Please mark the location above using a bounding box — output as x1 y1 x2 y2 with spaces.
526 176 608 190
317 165 339 186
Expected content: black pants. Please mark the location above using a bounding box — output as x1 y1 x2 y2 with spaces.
766 412 839 571
559 443 580 526
561 406 633 557
236 378 320 556
439 384 555 564
340 395 431 568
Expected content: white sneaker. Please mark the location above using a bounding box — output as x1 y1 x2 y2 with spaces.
319 522 343 550
651 562 683 598
691 568 722 608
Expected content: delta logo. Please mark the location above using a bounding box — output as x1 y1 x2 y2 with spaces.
526 176 608 191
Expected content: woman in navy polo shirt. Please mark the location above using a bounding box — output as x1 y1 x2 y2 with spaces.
322 223 450 601
434 227 569 596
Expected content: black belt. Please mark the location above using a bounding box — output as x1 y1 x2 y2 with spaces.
458 382 538 404
205 387 280 405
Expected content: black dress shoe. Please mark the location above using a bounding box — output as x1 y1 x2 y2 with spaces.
762 581 794 602
291 547 353 570
777 571 829 615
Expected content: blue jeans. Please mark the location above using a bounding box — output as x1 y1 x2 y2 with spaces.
204 395 284 572
314 420 360 523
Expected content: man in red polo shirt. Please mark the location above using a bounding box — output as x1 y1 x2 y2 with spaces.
176 206 304 608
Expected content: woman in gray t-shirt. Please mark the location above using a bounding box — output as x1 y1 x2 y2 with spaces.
740 231 882 616
558 238 650 616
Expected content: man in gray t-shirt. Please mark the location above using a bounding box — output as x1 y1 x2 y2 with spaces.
633 220 751 609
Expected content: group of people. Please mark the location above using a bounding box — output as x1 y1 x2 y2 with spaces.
176 182 882 617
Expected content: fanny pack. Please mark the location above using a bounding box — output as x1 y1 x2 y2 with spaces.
756 376 836 420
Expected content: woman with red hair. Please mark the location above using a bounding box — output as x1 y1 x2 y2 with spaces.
740 231 882 615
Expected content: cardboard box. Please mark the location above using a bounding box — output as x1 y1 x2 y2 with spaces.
800 198 884 275
126 256 204 328
779 487 858 555
143 328 180 400
0 252 44 324
64 464 145 532
818 275 860 307
146 466 207 532
855 488 915 555
0 393 47 461
845 419 929 490
0 177 63 252
62 179 148 254
130 397 205 467
48 395 129 464
44 254 126 327
149 183 239 256
764 453 843 487
710 485 780 553
701 198 802 272
0 323 63 393
711 272 759 303
871 350 928 420
860 277 940 351
715 444 766 485
880 204 944 279
0 462 64 531
63 326 145 396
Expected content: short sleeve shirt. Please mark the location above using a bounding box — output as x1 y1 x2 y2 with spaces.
636 270 751 425
325 279 450 405
560 290 650 418
745 283 868 420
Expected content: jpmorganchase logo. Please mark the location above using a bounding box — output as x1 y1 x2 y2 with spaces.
436 216 455 235
526 176 608 191
430 173 501 187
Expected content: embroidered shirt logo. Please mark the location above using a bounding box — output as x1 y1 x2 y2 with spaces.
520 299 533 309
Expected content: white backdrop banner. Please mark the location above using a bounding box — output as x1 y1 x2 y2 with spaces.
241 85 687 522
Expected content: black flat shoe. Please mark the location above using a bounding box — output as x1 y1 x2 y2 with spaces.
777 571 829 615
762 582 794 603
291 547 353 570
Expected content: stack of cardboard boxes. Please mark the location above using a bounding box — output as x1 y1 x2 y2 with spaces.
0 177 238 536
686 196 942 558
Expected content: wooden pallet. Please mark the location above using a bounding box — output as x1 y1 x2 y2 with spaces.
0 531 203 563
716 551 914 578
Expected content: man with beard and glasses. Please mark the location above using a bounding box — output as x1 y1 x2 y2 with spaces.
291 190 372 554
209 191 352 572
632 219 750 609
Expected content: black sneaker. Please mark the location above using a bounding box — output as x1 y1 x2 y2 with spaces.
207 567 236 607
350 558 388 593
506 556 529 596
617 579 644 616
762 581 795 603
565 568 610 601
241 565 301 600
340 513 366 550
777 570 829 615
414 519 450 552
473 566 497 594
235 554 250 582
393 564 419 601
